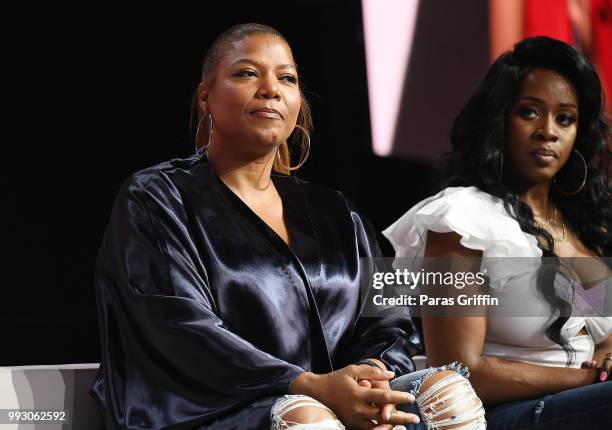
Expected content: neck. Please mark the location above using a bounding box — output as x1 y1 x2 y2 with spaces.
206 142 278 199
516 181 555 218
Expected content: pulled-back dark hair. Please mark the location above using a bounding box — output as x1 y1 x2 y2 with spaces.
444 36 611 365
190 23 312 174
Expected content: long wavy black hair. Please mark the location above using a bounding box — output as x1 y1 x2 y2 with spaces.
444 36 611 365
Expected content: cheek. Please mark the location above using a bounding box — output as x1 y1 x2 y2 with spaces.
210 85 249 116
507 118 530 139
565 127 578 144
558 129 578 160
286 92 302 122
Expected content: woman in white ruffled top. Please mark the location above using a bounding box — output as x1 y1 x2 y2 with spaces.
385 37 612 429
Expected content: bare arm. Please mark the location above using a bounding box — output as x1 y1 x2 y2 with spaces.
422 231 597 405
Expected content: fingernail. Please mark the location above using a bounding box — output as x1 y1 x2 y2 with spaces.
384 411 391 421
392 426 407 430
384 370 395 377
600 371 608 382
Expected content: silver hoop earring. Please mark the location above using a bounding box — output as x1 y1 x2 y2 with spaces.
195 113 214 157
275 124 311 171
553 149 587 196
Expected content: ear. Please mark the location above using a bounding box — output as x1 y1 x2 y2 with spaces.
196 82 209 115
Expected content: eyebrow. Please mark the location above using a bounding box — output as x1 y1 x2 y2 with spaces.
231 58 297 70
519 96 578 109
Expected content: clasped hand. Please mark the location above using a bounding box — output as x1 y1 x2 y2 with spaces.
581 354 612 383
290 364 420 430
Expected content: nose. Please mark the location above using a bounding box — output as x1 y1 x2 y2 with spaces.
256 73 281 100
533 114 559 142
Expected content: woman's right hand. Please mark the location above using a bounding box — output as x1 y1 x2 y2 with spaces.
289 365 418 429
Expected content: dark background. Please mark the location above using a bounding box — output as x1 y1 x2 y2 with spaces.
3 2 446 365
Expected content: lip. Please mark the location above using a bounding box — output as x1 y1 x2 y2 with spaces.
250 108 283 119
530 147 558 166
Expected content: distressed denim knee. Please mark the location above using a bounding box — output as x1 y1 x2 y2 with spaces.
270 394 345 429
392 362 486 429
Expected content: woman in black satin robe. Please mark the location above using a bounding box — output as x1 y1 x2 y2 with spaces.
91 23 483 430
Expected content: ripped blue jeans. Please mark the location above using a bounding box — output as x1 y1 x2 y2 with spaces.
485 380 612 429
389 362 485 430
270 362 486 429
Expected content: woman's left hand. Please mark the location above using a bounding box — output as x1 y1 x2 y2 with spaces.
598 354 612 382
357 377 408 430
580 354 612 382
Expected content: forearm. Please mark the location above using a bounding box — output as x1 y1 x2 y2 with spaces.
289 358 388 397
467 356 596 405
421 234 600 405
289 371 321 397
289 358 387 398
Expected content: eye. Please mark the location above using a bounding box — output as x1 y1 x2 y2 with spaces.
518 106 538 119
280 74 297 84
557 113 577 126
234 69 257 78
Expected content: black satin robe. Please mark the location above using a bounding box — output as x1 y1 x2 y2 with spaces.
91 154 418 429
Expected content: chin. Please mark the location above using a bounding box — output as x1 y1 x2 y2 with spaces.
251 129 286 145
247 138 285 158
521 171 556 185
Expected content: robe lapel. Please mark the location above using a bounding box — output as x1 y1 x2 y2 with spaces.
203 162 333 372
273 174 322 293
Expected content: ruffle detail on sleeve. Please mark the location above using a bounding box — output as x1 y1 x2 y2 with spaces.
383 187 542 290
585 317 612 344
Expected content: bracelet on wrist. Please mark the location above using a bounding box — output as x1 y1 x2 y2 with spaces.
355 359 384 371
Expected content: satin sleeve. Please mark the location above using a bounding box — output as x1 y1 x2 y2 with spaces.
92 172 304 429
336 197 419 376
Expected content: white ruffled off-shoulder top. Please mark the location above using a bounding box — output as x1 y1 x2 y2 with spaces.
383 186 612 368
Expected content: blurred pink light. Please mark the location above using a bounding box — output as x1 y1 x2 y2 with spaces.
362 0 419 156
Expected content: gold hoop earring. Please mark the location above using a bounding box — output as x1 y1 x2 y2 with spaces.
553 149 587 196
275 124 311 171
195 113 213 157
